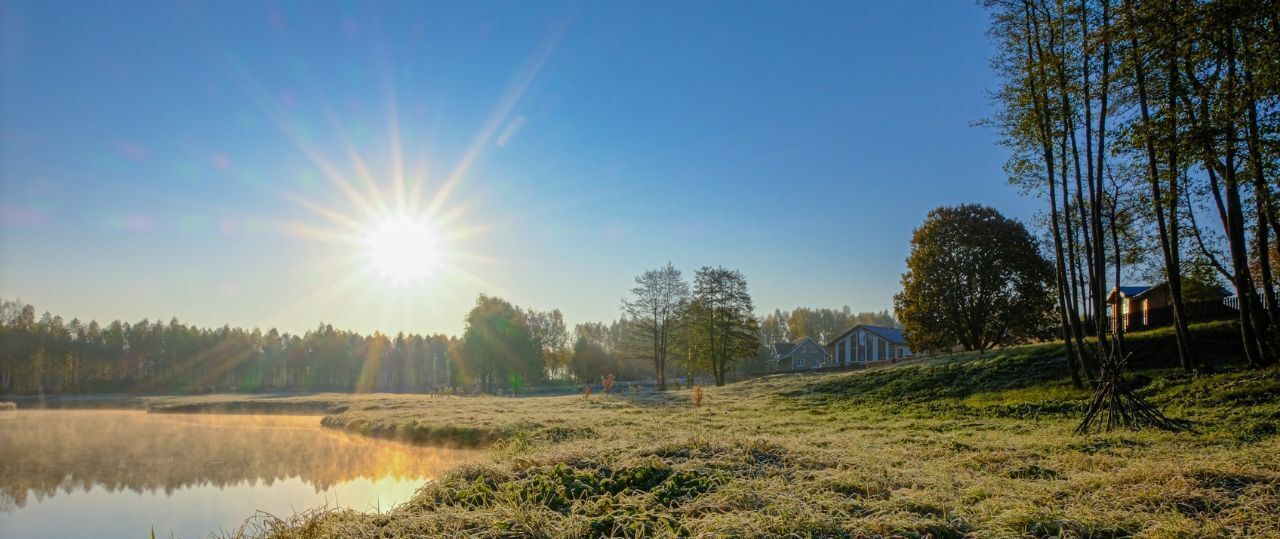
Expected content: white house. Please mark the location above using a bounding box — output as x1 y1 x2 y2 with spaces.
826 325 911 367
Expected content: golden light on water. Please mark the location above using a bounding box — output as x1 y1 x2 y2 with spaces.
0 410 483 537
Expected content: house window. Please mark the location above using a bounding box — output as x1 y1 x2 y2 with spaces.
898 348 904 359
1142 299 1149 325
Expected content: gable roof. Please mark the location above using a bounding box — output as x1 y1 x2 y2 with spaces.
1110 283 1232 301
826 324 907 347
772 336 830 359
1112 285 1153 298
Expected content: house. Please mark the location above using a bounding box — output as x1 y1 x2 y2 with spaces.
827 324 912 366
770 336 832 371
1107 283 1233 332
1107 285 1164 332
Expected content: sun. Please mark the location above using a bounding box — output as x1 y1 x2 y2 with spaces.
362 215 443 285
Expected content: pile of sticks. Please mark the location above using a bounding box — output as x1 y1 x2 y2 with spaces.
1076 353 1192 434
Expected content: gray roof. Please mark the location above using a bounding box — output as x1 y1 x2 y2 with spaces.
772 342 796 356
826 324 908 347
861 325 907 345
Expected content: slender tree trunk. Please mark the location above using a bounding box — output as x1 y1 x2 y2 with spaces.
653 313 666 390
1091 0 1114 358
1108 189 1126 357
1061 131 1092 373
1220 38 1270 367
1125 0 1196 370
1027 4 1086 388
1242 46 1280 335
1046 6 1092 379
1163 25 1198 371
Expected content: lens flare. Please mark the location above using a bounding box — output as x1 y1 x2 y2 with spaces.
362 215 441 285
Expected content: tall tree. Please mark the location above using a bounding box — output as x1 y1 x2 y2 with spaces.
894 205 1056 353
620 263 689 391
524 308 570 377
688 266 760 386
461 295 542 393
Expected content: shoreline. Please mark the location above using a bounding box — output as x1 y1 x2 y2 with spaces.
7 323 1280 537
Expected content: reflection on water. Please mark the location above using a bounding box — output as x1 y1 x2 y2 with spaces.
0 410 480 539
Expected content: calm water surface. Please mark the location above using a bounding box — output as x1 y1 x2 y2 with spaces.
0 409 480 539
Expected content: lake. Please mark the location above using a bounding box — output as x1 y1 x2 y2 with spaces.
0 409 481 539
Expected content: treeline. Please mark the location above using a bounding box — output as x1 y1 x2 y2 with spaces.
0 292 733 396
0 298 565 395
985 0 1279 382
758 307 898 346
1 264 888 395
455 295 654 393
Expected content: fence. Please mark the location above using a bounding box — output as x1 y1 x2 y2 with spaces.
1109 297 1241 334
745 355 930 378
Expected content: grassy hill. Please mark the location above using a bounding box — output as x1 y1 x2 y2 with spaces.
221 321 1280 538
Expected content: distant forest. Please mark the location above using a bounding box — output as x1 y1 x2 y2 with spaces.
758 307 898 346
0 297 893 396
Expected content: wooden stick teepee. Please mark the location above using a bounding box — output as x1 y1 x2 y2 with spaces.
1076 352 1192 434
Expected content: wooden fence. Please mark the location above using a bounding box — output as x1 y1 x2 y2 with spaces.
1109 297 1241 333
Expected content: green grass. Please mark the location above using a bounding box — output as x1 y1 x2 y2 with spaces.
192 321 1280 538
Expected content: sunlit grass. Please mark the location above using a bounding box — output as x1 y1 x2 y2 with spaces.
126 322 1280 538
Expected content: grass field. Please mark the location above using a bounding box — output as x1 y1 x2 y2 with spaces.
149 322 1280 537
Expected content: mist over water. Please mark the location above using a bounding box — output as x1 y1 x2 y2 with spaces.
0 410 479 539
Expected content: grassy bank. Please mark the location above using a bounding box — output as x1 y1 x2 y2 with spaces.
205 321 1278 538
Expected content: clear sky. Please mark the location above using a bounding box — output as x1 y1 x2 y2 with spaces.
0 1 1037 336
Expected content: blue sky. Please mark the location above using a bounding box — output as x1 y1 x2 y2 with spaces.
0 1 1036 336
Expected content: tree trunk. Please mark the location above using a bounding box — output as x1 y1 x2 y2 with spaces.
1242 46 1280 339
1091 0 1114 359
1163 34 1198 372
1125 0 1196 370
1108 190 1126 357
1027 5 1086 389
1220 38 1271 367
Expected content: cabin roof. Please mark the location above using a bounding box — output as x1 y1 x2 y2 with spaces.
1113 285 1154 298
